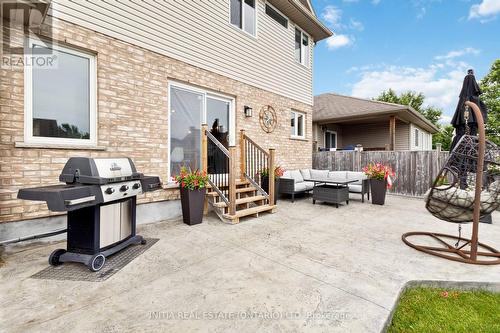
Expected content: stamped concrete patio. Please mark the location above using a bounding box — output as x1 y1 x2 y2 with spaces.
1 195 499 333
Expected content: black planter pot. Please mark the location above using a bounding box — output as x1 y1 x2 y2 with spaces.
370 179 387 205
180 187 206 225
261 176 279 205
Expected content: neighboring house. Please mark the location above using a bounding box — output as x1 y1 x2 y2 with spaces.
0 1 331 227
313 93 439 151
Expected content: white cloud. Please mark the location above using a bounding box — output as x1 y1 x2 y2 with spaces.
350 62 470 116
321 5 363 50
326 34 354 50
434 47 480 60
372 0 381 4
469 0 500 20
321 5 344 29
349 18 365 31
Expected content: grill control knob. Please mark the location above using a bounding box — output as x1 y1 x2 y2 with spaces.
132 183 141 190
105 187 115 195
120 185 129 192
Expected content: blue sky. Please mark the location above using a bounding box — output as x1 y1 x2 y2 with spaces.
311 0 500 123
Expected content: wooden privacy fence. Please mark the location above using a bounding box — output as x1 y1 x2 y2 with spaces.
313 150 450 197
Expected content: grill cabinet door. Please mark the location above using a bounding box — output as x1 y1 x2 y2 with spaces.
100 203 121 248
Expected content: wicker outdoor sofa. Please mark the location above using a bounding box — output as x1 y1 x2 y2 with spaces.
280 169 370 203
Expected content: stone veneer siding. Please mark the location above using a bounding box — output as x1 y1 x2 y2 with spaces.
0 17 312 223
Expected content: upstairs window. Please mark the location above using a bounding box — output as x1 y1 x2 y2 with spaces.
265 4 287 28
290 111 305 138
295 27 310 67
230 0 256 36
414 128 420 147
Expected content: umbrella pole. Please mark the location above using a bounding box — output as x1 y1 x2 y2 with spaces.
465 101 485 261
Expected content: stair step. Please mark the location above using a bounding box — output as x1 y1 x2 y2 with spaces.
223 204 276 220
213 195 267 208
207 186 257 197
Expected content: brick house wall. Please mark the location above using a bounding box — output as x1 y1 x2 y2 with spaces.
0 17 312 223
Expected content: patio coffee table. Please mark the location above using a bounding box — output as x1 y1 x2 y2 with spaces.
305 178 359 208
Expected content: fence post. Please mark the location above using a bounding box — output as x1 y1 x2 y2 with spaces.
228 146 237 216
240 130 246 179
269 148 275 206
201 124 208 215
436 143 442 154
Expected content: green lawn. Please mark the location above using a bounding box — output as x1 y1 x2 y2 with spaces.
388 287 500 333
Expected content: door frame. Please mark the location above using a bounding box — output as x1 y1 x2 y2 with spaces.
324 130 337 149
167 81 235 181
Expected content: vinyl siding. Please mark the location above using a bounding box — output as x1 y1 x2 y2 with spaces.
410 123 433 150
315 120 410 150
49 0 314 105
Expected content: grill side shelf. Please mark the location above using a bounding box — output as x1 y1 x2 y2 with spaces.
18 185 103 211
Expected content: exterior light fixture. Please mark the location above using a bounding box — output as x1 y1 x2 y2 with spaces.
244 106 253 117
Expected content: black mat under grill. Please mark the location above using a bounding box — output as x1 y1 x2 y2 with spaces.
31 238 159 282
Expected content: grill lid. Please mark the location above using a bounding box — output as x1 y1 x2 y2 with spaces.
59 157 142 185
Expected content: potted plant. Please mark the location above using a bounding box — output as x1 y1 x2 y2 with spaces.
362 162 395 205
260 166 284 205
175 167 209 225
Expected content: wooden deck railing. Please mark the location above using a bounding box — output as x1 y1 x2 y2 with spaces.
240 130 275 205
202 124 236 215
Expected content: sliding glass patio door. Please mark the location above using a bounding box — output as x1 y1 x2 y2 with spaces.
169 83 234 179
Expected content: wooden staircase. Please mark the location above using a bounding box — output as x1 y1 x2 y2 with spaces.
202 126 276 224
206 179 275 224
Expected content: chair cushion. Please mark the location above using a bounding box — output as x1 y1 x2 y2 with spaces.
282 170 292 179
347 171 366 185
300 169 311 180
303 181 315 191
310 169 329 179
328 171 347 181
289 170 304 183
294 182 307 192
348 184 363 193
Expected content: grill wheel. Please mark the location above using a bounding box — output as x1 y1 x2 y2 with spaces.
88 254 106 272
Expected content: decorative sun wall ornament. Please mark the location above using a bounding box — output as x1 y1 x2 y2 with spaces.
259 105 277 133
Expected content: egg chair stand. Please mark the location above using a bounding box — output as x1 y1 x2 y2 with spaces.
402 101 500 265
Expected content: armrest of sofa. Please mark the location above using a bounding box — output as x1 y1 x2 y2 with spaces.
362 178 370 193
279 178 295 194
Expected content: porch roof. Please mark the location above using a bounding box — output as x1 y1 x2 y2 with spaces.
313 93 439 133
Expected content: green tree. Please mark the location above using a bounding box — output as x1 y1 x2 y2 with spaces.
432 125 454 151
375 89 442 126
479 59 500 145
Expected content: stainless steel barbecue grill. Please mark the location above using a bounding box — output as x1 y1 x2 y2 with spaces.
18 157 162 271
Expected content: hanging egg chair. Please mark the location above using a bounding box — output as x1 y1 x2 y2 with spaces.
425 134 500 223
402 101 500 265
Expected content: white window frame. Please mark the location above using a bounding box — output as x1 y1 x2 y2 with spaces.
167 81 235 181
414 128 420 147
265 2 288 29
24 38 97 146
290 110 306 139
324 130 337 149
294 26 310 68
229 0 258 38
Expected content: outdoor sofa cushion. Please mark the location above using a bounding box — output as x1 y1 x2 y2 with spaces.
300 169 311 180
303 181 315 191
348 184 363 193
347 171 367 185
310 169 329 179
290 170 304 183
328 171 347 181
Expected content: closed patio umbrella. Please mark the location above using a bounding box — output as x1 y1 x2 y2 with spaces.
450 69 488 150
